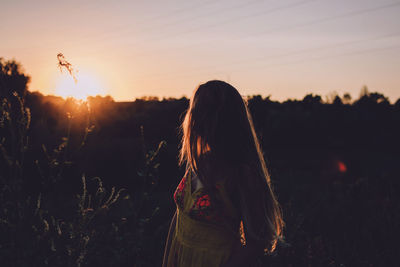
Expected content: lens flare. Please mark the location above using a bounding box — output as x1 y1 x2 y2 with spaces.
337 161 347 173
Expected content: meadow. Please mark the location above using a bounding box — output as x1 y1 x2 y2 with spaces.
1 58 400 266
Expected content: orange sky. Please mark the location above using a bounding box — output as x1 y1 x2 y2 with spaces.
2 0 400 102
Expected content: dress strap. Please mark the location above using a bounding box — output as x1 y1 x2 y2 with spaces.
185 168 192 197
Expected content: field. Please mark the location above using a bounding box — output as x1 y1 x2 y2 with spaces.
1 60 400 266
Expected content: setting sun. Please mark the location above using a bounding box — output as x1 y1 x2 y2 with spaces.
55 71 106 100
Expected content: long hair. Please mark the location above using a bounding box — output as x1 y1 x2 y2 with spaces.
179 80 284 252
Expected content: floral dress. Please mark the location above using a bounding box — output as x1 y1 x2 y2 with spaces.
165 170 243 267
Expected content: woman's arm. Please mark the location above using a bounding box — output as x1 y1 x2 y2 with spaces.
162 210 177 267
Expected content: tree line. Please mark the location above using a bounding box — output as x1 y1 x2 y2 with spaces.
1 58 399 266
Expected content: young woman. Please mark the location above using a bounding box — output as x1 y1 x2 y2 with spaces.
162 80 284 267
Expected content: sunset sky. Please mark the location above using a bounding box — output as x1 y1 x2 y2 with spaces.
2 0 400 102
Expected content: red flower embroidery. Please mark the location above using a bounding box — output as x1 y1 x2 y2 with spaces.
174 177 227 225
196 195 211 208
189 191 227 225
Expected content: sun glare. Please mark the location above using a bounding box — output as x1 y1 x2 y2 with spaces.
55 71 106 100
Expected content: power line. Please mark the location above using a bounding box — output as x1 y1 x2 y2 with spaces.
128 44 400 100
70 0 320 56
244 0 400 39
82 0 400 62
134 30 400 80
145 0 318 41
233 44 400 74
28 1 400 85
142 39 400 82
35 0 221 50
82 0 222 41
146 0 265 32
146 0 220 22
76 0 265 51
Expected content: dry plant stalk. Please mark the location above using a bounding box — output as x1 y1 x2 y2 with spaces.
57 53 78 83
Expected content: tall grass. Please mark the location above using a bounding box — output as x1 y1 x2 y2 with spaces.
0 91 165 266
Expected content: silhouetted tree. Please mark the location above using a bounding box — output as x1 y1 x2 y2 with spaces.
302 93 322 108
359 85 369 98
303 93 322 104
354 91 390 107
394 98 400 111
342 93 352 105
325 91 339 104
0 58 30 98
333 95 343 106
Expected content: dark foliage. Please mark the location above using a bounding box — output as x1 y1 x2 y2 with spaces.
1 60 400 266
0 58 30 98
